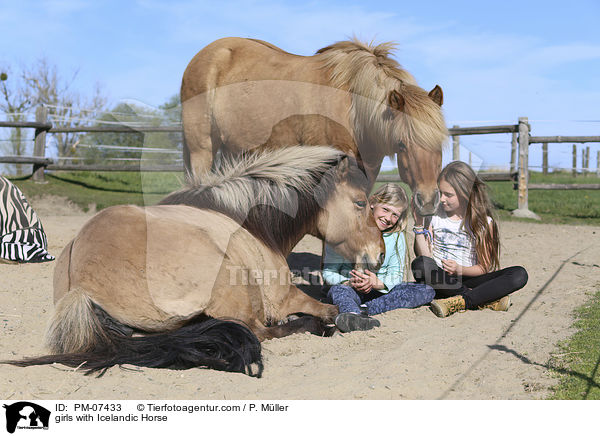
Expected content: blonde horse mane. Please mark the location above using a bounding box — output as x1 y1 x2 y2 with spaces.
160 146 367 251
316 38 447 154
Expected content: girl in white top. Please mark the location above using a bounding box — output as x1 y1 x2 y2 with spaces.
411 161 528 317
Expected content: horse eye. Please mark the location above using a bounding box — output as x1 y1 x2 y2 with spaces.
354 200 367 208
397 142 407 152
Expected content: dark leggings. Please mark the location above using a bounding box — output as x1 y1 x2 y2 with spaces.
411 256 528 309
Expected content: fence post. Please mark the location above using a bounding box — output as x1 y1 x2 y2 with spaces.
510 131 517 174
585 146 590 176
512 117 540 219
572 144 577 177
452 125 460 161
542 142 548 175
33 105 48 183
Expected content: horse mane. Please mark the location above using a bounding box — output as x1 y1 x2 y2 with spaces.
315 38 447 154
159 146 367 253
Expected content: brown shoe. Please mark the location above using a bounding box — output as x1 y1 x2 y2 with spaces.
479 295 511 311
430 295 466 318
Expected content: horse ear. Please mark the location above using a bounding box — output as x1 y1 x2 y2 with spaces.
388 90 405 112
337 155 350 177
428 85 443 106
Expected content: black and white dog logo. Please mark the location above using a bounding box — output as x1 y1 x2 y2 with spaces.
3 402 50 433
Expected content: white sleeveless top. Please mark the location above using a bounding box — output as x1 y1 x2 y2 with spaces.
430 211 490 268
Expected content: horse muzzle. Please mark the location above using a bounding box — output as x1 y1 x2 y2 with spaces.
355 251 384 273
413 189 440 216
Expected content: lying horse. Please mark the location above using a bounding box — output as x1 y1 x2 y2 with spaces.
4 146 384 377
181 37 447 215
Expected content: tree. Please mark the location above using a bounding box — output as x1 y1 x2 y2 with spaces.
0 58 107 173
79 102 146 165
79 99 181 167
0 67 35 175
22 58 106 162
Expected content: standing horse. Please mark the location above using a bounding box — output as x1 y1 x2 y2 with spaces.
3 146 384 377
181 37 447 215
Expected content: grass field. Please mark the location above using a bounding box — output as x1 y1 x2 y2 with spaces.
6 168 600 399
548 290 600 400
489 172 600 226
375 170 600 226
9 170 184 211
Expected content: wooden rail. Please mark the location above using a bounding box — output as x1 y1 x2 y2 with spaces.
376 172 516 183
0 121 52 130
529 136 600 144
528 183 600 190
49 125 182 133
45 163 183 172
0 156 54 165
448 125 518 135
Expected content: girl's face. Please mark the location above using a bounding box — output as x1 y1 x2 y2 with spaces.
438 178 463 216
371 202 404 232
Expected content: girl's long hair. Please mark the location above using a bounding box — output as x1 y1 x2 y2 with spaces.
369 183 410 278
439 161 500 271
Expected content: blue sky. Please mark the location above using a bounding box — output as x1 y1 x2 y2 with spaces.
1 0 599 170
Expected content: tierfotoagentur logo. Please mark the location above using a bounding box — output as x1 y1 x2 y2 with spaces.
3 402 50 433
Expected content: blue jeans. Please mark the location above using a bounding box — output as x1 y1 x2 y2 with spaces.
327 283 435 316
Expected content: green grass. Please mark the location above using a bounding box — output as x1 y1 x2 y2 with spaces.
489 172 600 226
377 169 600 226
8 171 184 211
548 289 600 399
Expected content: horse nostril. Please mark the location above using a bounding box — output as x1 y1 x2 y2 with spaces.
378 252 385 265
414 192 424 209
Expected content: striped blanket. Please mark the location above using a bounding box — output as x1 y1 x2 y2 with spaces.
0 176 54 263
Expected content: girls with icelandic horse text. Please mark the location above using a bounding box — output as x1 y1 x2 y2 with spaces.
411 161 528 317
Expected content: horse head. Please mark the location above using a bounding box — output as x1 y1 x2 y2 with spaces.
313 156 385 272
388 84 446 216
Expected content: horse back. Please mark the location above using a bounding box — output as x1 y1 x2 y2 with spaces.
181 37 328 102
181 38 355 175
59 204 289 331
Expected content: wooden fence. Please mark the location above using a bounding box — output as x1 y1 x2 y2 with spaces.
1 108 599 218
0 106 182 181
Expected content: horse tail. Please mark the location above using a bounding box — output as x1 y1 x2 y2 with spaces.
45 288 109 355
3 292 264 378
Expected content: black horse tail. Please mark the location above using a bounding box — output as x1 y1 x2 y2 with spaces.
2 291 263 377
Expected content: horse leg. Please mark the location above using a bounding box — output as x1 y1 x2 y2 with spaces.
182 96 217 179
278 285 338 323
250 316 336 341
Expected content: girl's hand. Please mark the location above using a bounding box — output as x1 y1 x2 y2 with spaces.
441 259 462 276
349 269 372 293
350 269 384 293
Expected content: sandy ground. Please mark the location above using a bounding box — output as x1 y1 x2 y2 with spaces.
1 195 599 400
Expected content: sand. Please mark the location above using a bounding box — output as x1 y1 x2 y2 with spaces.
1 196 599 400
